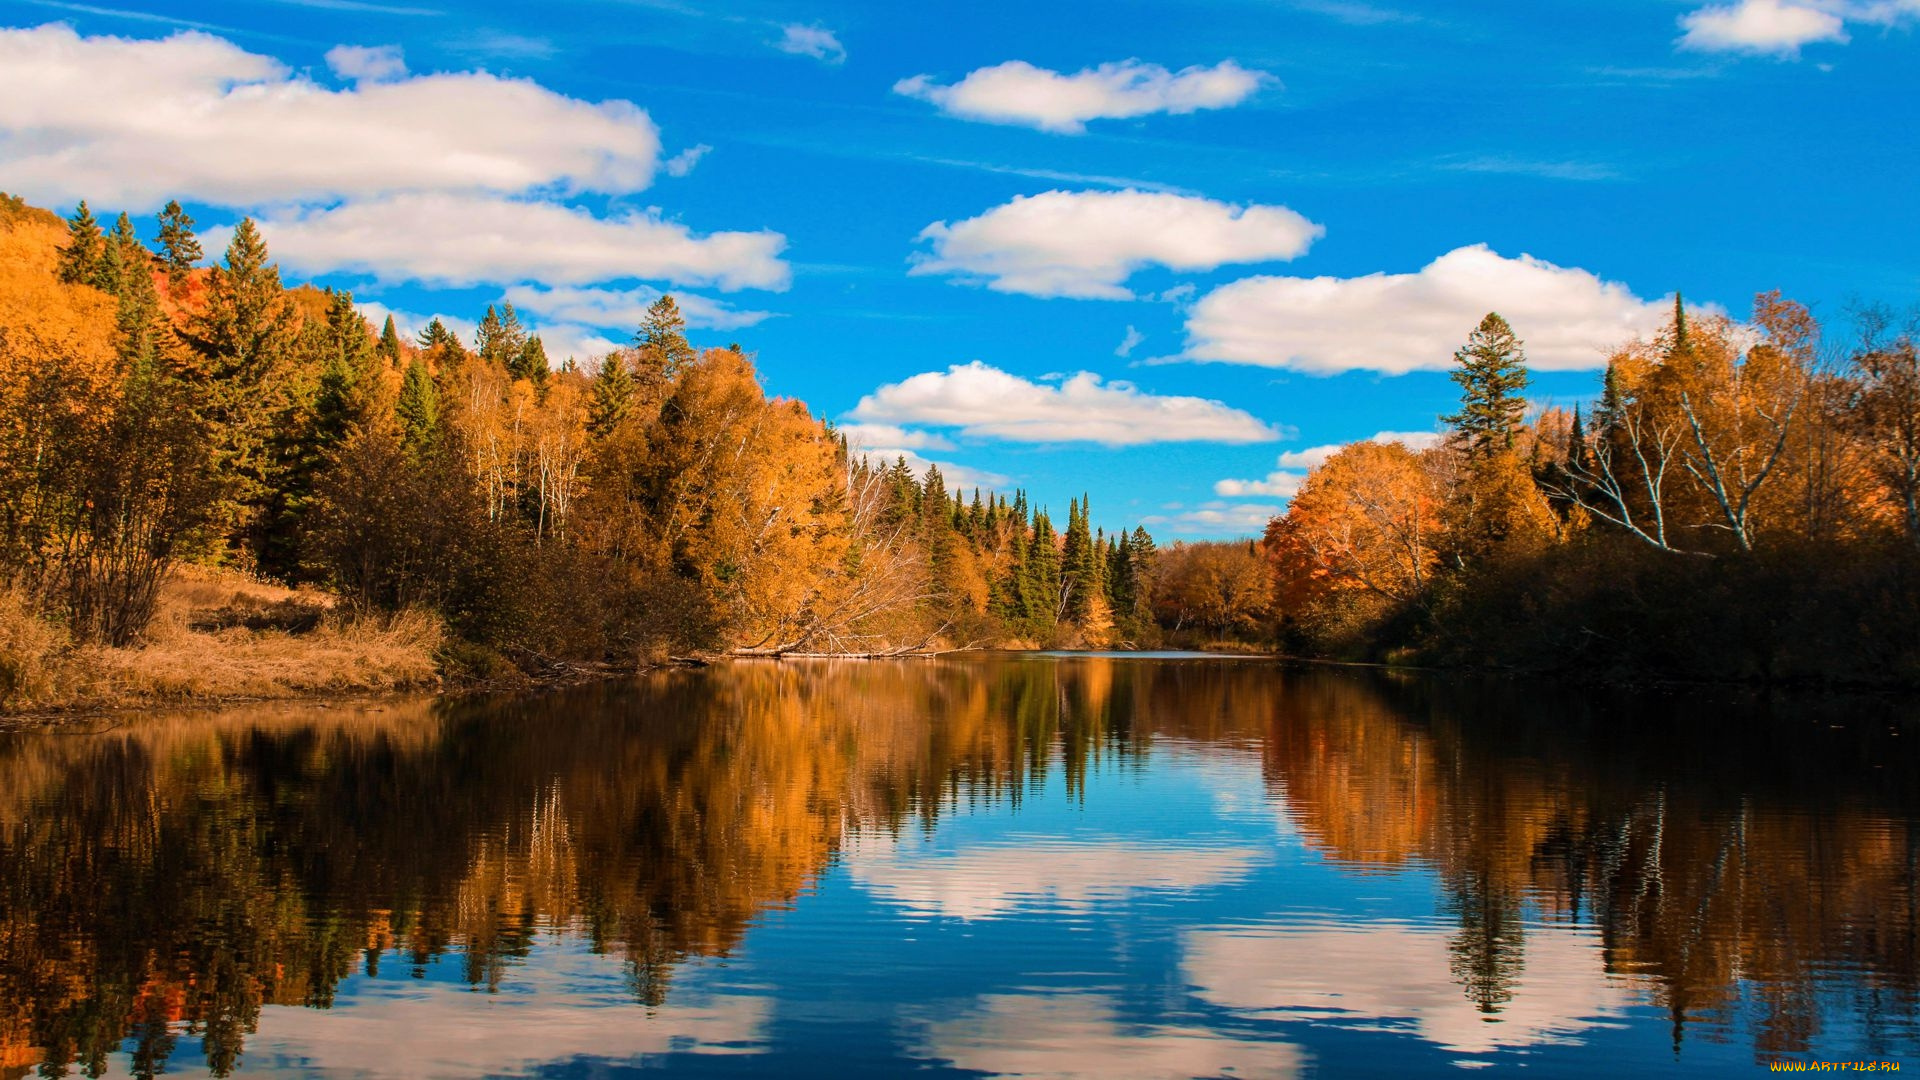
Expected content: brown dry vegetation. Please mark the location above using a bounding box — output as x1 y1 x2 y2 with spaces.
0 565 440 715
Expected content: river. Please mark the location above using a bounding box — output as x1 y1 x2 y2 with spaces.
1 656 1915 1077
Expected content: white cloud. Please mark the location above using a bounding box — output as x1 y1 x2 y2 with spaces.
1184 922 1642 1057
1214 431 1443 498
1140 501 1286 536
663 143 712 177
838 424 1007 489
1679 0 1848 53
1184 244 1676 375
913 190 1322 300
847 836 1264 921
1677 0 1918 55
849 448 1010 491
1115 325 1146 358
231 943 768 1079
775 24 845 64
837 423 956 453
909 993 1306 1080
356 302 478 352
355 301 616 367
324 43 407 83
225 193 789 291
505 284 775 332
850 361 1282 446
529 325 622 366
894 59 1270 134
0 23 662 209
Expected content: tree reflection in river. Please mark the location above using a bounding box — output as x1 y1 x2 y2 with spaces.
0 658 1914 1076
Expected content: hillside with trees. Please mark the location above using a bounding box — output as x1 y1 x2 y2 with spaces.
0 194 1227 710
1262 299 1920 685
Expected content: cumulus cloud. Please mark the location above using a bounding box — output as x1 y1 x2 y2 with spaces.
0 23 663 209
1679 0 1849 52
1184 244 1676 375
837 423 957 453
850 361 1282 446
1214 431 1444 498
1677 0 1918 55
847 837 1264 920
227 193 789 290
1141 501 1286 536
505 284 775 332
1115 325 1146 358
360 300 617 367
324 43 407 82
894 59 1270 133
242 945 768 1079
914 190 1322 300
663 143 712 178
909 993 1306 1080
1184 922 1639 1056
775 24 845 64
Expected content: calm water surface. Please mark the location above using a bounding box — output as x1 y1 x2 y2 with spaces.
2 657 1917 1078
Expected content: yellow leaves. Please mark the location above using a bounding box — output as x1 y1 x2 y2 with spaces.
1278 440 1445 604
0 219 119 406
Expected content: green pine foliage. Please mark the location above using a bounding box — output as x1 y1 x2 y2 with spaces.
154 200 202 288
56 201 104 288
1443 312 1531 454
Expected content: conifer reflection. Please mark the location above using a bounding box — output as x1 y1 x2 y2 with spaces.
0 661 1915 1075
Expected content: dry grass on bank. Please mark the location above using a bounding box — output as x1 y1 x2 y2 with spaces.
1 567 442 714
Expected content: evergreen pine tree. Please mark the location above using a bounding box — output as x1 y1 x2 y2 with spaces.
1442 312 1531 455
184 217 296 559
103 212 147 296
1061 495 1102 622
1022 510 1062 626
1567 404 1589 472
634 295 694 390
921 466 958 607
112 229 168 371
510 335 551 389
396 360 441 457
57 200 104 287
588 355 634 437
377 315 403 368
417 317 457 350
475 302 528 369
154 199 202 289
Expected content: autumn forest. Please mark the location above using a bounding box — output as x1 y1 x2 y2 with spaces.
3 191 1918 708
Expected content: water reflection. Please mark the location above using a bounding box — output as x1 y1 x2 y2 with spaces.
0 659 1915 1077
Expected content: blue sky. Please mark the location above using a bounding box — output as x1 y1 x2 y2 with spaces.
3 0 1915 537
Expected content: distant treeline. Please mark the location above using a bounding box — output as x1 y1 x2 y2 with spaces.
1262 301 1920 685
0 194 1271 678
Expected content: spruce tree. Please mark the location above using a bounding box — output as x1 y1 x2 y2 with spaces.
1061 495 1102 622
921 466 958 607
57 200 104 287
184 217 296 556
417 317 458 350
1022 510 1061 626
396 360 441 457
588 355 634 437
1443 313 1531 454
634 295 694 390
510 335 551 389
378 315 403 367
154 199 202 288
475 302 528 369
104 212 147 296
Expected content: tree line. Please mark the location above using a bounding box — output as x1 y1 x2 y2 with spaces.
1262 297 1920 684
0 194 1284 673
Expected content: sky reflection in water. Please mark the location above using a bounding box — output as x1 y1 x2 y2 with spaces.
2 657 1916 1078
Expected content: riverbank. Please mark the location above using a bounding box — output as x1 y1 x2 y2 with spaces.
0 566 445 717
